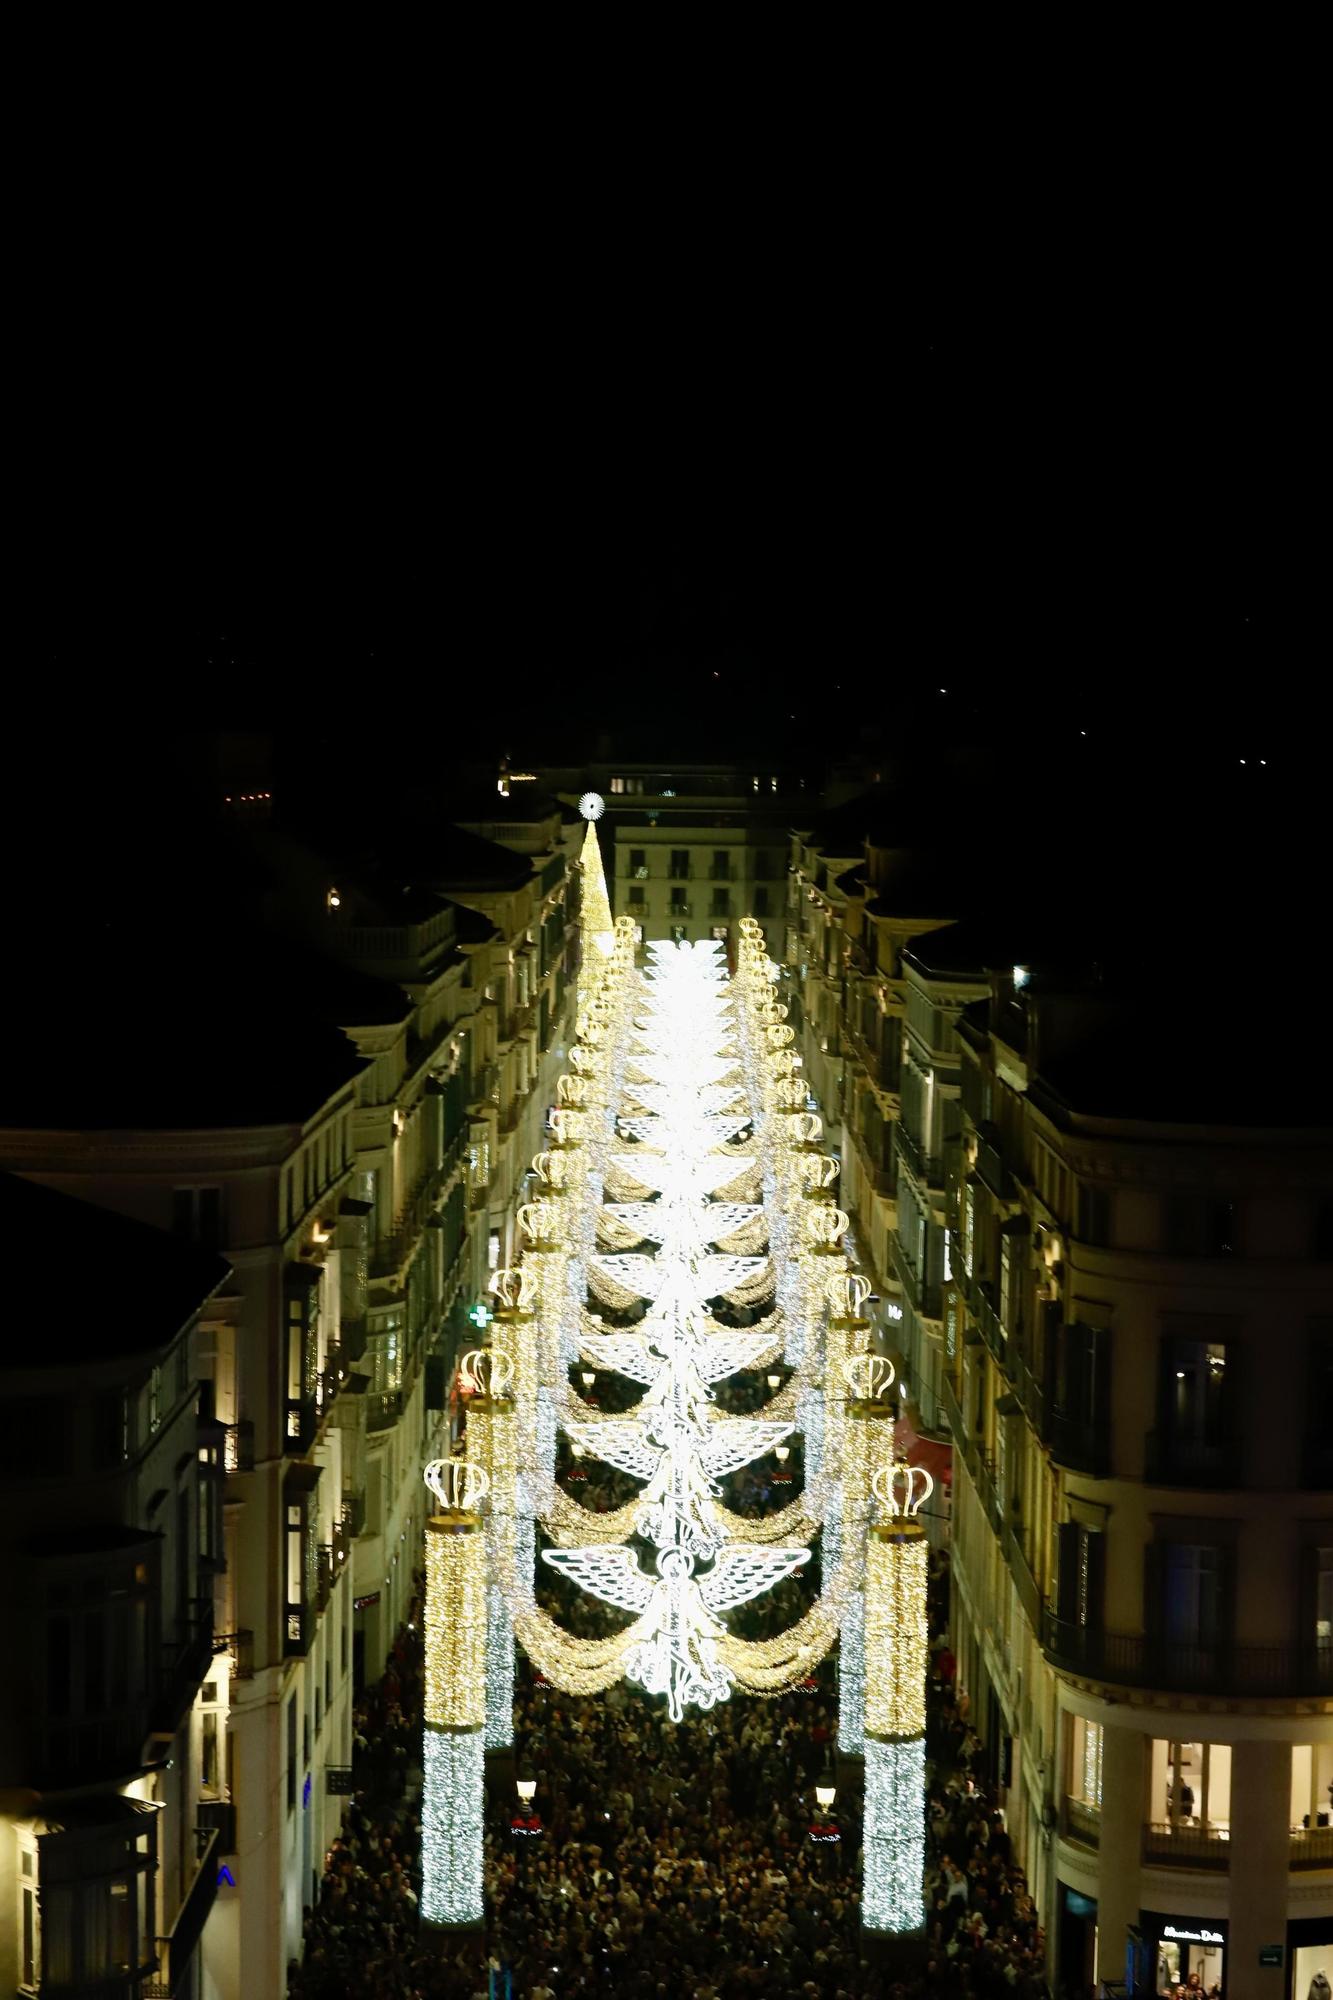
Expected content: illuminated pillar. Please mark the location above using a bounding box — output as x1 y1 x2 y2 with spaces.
838 1354 896 1757
862 1464 932 1937
462 1355 518 1752
422 1459 487 1929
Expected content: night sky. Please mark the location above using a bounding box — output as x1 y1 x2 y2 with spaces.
17 256 1323 891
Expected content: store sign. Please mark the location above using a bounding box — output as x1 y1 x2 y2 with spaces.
886 1302 903 1321
1259 1946 1284 1967
1163 1924 1224 1945
354 1592 381 1611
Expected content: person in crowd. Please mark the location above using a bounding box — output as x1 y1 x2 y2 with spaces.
289 1506 1051 1997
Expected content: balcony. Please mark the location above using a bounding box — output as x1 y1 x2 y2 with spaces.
285 1396 317 1455
896 1121 943 1192
889 1234 941 1321
972 1284 1005 1364
212 1629 254 1679
151 1824 221 1993
371 1161 449 1279
974 1121 1015 1199
972 1448 1004 1534
341 1315 368 1364
341 1492 365 1541
849 1126 894 1199
1291 1822 1333 1867
1142 1821 1230 1869
367 1390 404 1432
39 1709 150 1788
156 1603 214 1732
1048 1409 1111 1477
315 1542 334 1613
667 903 693 920
1003 1522 1043 1633
1043 1613 1333 1698
223 1419 254 1475
1063 1797 1100 1848
1143 1429 1236 1488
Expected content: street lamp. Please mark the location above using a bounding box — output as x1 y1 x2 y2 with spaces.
767 1373 781 1392
815 1773 837 1812
581 1370 596 1391
774 1444 790 1463
516 1770 537 1807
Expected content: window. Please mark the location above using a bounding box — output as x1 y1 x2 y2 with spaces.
1314 1547 1333 1650
32 1816 156 1988
670 887 687 913
1069 1716 1103 1807
629 848 647 878
710 888 730 918
1056 1521 1105 1638
753 886 770 917
1161 1543 1225 1647
287 1692 298 1811
1157 1333 1231 1462
1076 1184 1111 1247
628 885 645 909
21 1847 36 1987
1150 1737 1231 1831
172 1185 224 1251
711 850 729 880
1164 1193 1237 1256
669 850 689 879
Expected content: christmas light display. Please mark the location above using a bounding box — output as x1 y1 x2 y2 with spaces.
862 1463 932 1936
422 1460 487 1929
426 905 929 1929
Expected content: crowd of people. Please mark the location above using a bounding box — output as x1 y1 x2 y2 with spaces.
286 1538 1054 2000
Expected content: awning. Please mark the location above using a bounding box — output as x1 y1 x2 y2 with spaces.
895 1412 953 1490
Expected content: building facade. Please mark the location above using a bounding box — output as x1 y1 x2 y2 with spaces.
0 1176 229 2000
0 805 580 2000
945 976 1333 1998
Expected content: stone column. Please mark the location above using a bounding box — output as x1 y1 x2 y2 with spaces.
1096 1717 1146 1983
1229 1737 1291 1998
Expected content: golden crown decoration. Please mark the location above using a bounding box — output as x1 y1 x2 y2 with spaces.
458 1348 516 1398
826 1271 873 1321
490 1266 538 1314
424 1457 491 1514
872 1461 935 1520
842 1353 897 1402
517 1200 561 1247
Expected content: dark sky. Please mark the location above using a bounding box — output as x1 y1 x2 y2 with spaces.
19 220 1322 822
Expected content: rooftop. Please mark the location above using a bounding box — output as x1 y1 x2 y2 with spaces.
0 919 397 1129
0 1174 229 1364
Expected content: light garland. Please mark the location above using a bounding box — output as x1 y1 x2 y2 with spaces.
422 1489 486 1931
424 1515 486 1730
484 1582 515 1749
421 1731 485 1928
864 1527 929 1741
863 1737 926 1933
838 1588 865 1753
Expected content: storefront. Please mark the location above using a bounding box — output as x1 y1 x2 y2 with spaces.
1057 1884 1097 1995
1142 1911 1227 1997
1287 1918 1333 2000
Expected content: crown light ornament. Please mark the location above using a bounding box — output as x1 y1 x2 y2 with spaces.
424 1458 490 1515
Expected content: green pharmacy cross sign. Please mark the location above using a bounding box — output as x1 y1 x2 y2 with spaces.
468 1301 493 1330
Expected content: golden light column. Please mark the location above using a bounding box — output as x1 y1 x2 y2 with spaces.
421 1458 488 1928
862 1460 934 1935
